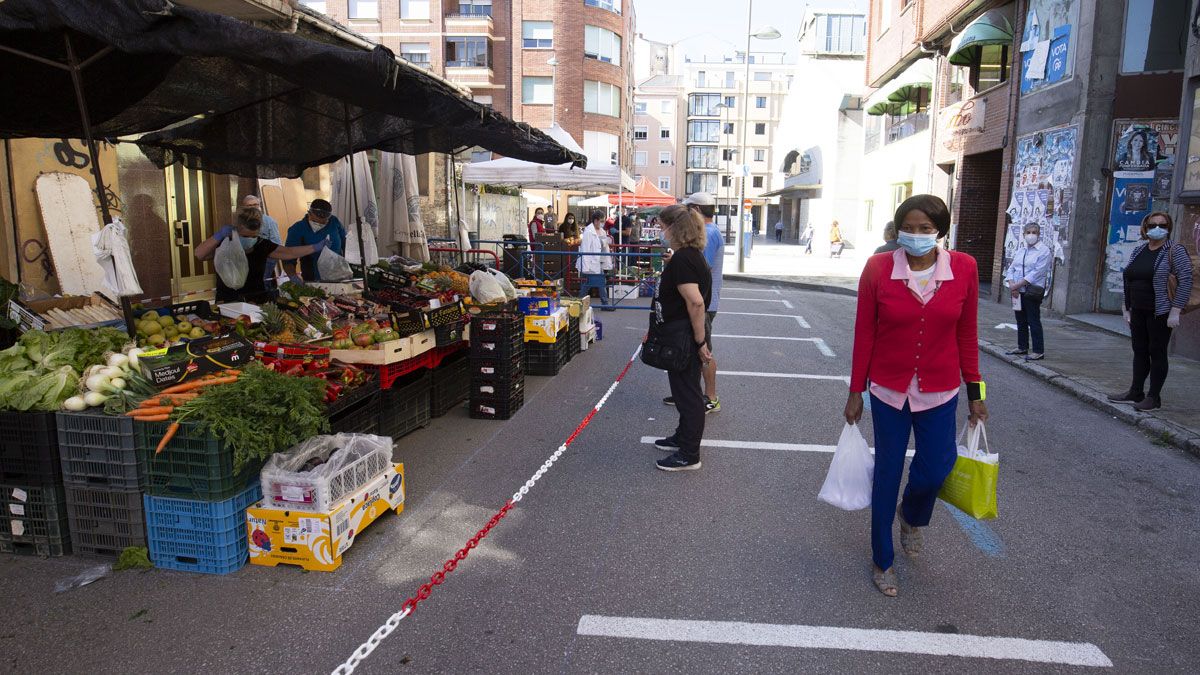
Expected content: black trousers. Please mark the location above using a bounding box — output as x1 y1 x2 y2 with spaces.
1014 293 1044 353
775 230 783 242
667 350 706 461
1129 307 1173 398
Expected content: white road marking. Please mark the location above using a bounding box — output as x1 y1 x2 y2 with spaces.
721 298 794 309
638 437 914 457
995 323 1018 330
812 337 835 357
721 287 782 295
713 334 836 357
718 311 811 329
575 616 1113 668
718 371 849 384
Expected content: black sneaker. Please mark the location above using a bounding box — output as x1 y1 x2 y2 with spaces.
656 452 701 472
663 396 676 406
653 436 681 451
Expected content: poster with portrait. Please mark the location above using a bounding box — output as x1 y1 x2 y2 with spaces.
1113 125 1159 176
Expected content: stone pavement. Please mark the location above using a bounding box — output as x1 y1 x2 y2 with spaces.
728 246 1200 458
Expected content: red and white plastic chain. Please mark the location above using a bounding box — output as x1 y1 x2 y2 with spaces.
330 345 642 675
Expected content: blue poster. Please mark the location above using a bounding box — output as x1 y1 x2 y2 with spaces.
1103 177 1153 293
1021 25 1072 94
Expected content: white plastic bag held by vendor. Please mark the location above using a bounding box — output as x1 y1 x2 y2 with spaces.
469 270 507 304
214 234 249 290
317 247 353 282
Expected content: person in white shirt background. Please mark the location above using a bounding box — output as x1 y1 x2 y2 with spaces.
577 209 615 310
1003 223 1053 361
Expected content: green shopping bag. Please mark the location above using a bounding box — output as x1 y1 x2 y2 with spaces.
938 422 998 520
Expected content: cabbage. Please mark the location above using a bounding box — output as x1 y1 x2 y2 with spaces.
17 366 80 412
0 345 30 374
0 371 38 410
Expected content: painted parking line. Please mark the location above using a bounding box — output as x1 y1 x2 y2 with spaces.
721 287 782 295
718 311 810 329
943 502 1005 558
575 616 1112 668
638 436 914 457
713 334 834 357
721 297 795 309
718 371 849 383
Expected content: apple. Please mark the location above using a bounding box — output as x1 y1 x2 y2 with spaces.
353 333 374 348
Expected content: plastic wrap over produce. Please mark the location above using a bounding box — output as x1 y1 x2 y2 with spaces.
260 433 393 513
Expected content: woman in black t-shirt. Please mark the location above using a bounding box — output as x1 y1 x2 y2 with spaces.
650 205 713 472
195 208 328 304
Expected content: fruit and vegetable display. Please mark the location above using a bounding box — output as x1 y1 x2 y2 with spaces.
0 328 130 411
133 311 220 348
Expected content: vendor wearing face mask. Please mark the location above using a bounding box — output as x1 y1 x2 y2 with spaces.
1108 212 1194 411
197 207 329 303
1003 223 1053 361
284 199 347 281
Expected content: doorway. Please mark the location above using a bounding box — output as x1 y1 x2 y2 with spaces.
955 150 1003 280
165 165 217 296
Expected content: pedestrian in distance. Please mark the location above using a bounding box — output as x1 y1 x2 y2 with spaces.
1003 223 1052 361
844 194 988 597
1108 212 1193 411
663 192 723 414
651 204 714 471
829 220 844 258
775 219 784 242
802 223 815 254
578 209 615 311
874 221 901 254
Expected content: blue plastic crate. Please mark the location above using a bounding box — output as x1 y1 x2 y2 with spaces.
143 484 261 533
149 537 248 575
144 484 260 575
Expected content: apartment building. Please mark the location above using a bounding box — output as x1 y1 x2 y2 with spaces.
632 75 684 198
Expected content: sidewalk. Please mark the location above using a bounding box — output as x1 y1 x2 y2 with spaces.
729 245 1200 457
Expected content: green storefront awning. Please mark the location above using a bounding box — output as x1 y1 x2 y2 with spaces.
865 58 935 116
948 6 1015 67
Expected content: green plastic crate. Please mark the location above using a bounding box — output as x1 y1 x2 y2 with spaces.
136 421 261 502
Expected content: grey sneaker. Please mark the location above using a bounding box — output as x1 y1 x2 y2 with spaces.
705 397 721 414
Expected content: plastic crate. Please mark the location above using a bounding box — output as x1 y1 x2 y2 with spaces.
371 352 431 390
143 484 261 533
57 410 141 489
329 390 381 436
471 332 524 359
0 411 61 484
468 391 525 420
469 313 523 341
145 484 259 575
425 300 467 328
260 436 391 513
568 315 581 358
471 376 524 400
0 483 70 557
525 334 568 376
431 352 470 417
434 319 468 347
326 375 379 418
470 353 524 384
427 341 468 368
65 485 146 557
136 421 262 502
380 370 432 440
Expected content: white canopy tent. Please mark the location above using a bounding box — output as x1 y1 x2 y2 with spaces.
462 124 635 191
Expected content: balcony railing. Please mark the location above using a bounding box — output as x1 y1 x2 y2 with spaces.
446 60 491 68
401 55 431 68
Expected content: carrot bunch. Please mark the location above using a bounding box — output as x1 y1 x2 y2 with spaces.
129 370 242 454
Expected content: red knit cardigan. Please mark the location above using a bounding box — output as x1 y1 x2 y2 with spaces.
850 250 982 394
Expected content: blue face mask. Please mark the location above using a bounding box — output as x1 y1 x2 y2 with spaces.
240 235 259 250
897 231 938 256
1146 227 1169 241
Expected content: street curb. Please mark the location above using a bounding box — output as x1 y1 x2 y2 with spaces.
724 274 859 297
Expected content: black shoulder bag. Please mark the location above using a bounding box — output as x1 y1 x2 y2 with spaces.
641 314 695 372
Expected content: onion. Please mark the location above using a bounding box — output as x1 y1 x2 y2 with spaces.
100 366 125 379
107 353 129 369
83 391 108 407
85 374 111 393
126 348 143 370
109 377 127 392
62 396 87 412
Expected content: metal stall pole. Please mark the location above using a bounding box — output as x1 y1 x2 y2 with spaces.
342 103 369 271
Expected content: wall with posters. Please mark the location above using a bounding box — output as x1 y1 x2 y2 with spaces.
1099 120 1178 312
1019 0 1079 95
1003 125 1078 302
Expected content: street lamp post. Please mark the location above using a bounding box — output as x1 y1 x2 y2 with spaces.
735 1 780 273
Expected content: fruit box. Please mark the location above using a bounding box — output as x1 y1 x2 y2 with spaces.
524 308 570 344
329 334 419 366
246 463 405 572
139 333 257 388
518 295 559 316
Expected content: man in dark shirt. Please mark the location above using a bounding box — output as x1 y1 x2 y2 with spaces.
875 221 901 254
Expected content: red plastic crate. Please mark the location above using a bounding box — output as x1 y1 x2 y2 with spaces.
428 341 469 368
370 352 431 390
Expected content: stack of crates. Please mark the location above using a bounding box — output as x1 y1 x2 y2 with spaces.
380 369 432 439
525 331 570 376
469 313 525 420
138 420 262 574
57 410 146 557
567 313 581 360
430 351 470 417
1 411 69 556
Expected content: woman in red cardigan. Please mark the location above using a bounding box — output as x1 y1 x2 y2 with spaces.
843 194 988 597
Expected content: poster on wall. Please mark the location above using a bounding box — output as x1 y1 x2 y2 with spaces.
1104 177 1155 294
1004 126 1078 289
1019 1 1076 95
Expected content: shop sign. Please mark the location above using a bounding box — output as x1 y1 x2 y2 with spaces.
938 99 986 151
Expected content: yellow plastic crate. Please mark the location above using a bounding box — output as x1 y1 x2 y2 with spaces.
247 463 405 572
524 308 570 344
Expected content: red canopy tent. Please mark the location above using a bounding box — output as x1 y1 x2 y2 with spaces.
607 176 677 206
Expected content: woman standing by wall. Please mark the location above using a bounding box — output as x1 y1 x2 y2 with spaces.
1108 212 1193 411
843 194 988 597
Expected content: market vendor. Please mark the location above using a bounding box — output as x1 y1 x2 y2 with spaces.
197 207 329 303
284 199 347 281
558 212 581 240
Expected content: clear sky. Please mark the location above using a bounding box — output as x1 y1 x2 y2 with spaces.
633 0 866 62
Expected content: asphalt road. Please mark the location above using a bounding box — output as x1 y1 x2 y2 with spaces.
3 285 1199 674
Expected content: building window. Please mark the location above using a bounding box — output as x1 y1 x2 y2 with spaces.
687 120 720 143
686 172 718 194
347 0 377 18
299 1 327 13
585 26 622 65
456 0 492 17
755 96 767 109
634 101 648 114
724 95 736 108
885 88 930 143
892 182 912 211
584 130 618 166
660 128 671 139
470 150 492 163
946 65 966 104
687 146 718 169
696 70 707 88
661 100 672 113
725 71 736 88
968 44 1008 92
815 13 865 54
688 93 723 117
400 0 429 20
445 37 492 68
400 43 431 68
879 0 893 33
584 80 621 117
752 176 764 188
584 0 622 16
522 76 554 104
753 71 771 81
754 122 766 135
722 148 734 161
634 126 648 140
634 151 648 166
522 21 553 49
723 122 734 135
721 175 732 187
1121 0 1189 73
658 176 671 191
659 151 672 165
753 149 765 162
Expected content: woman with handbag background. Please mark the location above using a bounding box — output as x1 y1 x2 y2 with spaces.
843 194 988 597
649 204 713 472
1108 212 1193 411
1003 223 1053 361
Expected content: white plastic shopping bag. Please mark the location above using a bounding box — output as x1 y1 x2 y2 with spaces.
343 219 380 266
818 423 874 510
469 270 507 304
214 234 249 289
317 246 353 282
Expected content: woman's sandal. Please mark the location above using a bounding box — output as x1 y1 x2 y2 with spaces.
897 505 923 557
873 566 898 597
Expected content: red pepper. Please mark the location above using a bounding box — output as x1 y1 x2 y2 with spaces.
284 363 306 376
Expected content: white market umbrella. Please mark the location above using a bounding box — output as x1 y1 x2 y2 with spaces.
578 194 612 207
378 152 428 261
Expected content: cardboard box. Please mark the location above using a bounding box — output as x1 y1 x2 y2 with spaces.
10 294 123 332
518 295 559 316
562 295 590 317
524 307 569 344
139 332 256 387
247 463 405 572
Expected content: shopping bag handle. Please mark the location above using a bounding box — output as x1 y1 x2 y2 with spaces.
956 421 990 456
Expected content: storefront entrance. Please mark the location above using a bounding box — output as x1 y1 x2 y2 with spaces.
954 150 1003 280
165 165 217 296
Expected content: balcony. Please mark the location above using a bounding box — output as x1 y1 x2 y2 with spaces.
445 10 493 34
400 54 432 69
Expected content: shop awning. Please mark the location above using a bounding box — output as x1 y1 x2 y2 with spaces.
864 58 935 116
948 7 1015 67
0 0 585 178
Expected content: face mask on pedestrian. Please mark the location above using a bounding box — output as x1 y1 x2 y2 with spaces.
1146 227 1169 240
897 231 938 256
1024 233 1039 245
240 235 258 251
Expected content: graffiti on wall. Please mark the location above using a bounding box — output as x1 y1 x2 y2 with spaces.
1004 126 1078 288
